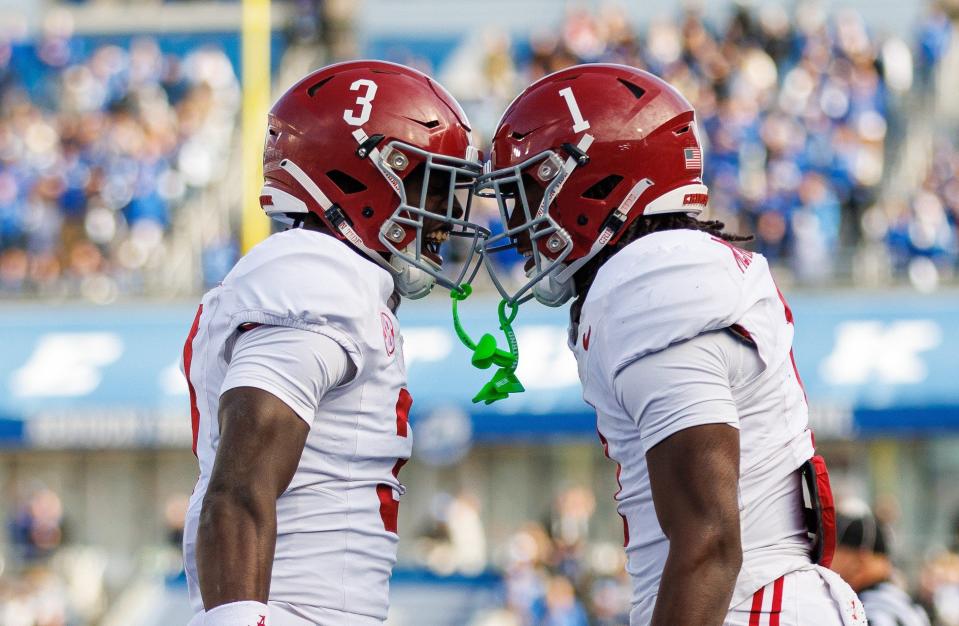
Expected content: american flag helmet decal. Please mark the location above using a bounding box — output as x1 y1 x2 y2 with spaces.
684 146 702 169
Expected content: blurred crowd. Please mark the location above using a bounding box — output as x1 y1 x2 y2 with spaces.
438 2 959 288
0 13 239 301
411 488 629 626
0 4 956 298
873 136 959 292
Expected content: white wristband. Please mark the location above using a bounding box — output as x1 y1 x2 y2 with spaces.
203 601 269 625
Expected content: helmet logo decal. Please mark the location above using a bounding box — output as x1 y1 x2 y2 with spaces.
381 312 396 356
558 87 591 133
343 79 378 126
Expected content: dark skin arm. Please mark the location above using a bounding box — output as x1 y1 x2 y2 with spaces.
647 423 743 626
196 386 309 609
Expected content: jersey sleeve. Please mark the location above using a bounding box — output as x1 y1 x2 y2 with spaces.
613 330 741 453
221 325 352 427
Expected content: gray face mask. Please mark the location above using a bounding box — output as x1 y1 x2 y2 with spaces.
372 139 489 299
473 136 595 307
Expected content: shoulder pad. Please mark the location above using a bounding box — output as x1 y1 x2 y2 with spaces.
582 230 779 375
223 229 391 347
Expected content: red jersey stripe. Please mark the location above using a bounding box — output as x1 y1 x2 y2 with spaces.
770 575 785 626
395 388 412 438
183 304 203 456
597 429 629 546
749 584 765 626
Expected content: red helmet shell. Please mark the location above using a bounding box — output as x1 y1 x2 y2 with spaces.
488 64 707 262
262 60 475 252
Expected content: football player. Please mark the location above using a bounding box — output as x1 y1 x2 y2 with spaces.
181 61 486 626
475 64 864 625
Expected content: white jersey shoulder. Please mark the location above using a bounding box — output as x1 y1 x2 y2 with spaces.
223 228 394 360
577 229 791 381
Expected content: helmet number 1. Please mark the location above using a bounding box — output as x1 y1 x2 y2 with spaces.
558 87 590 133
343 79 378 126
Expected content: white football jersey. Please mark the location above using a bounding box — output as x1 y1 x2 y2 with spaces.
181 228 412 623
569 229 817 624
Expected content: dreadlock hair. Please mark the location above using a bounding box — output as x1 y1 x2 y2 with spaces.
569 213 753 325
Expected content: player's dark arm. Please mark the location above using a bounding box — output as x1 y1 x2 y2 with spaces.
196 386 309 609
647 423 743 626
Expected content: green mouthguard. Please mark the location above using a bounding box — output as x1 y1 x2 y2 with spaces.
450 285 525 404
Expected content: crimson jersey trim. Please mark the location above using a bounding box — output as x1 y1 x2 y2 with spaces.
183 304 204 456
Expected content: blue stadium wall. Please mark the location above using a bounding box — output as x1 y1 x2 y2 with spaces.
0 293 957 449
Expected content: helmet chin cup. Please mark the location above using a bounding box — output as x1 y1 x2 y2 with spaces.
531 266 575 307
390 254 435 299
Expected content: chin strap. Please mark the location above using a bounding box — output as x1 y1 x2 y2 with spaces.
450 285 525 404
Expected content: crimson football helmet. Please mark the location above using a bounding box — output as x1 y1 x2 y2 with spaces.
260 60 488 298
476 64 709 306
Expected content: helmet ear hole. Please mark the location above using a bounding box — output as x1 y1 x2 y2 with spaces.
581 175 624 200
306 75 335 97
326 170 367 195
617 78 646 100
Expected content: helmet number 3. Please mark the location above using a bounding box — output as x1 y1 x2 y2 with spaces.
343 78 378 126
558 87 590 133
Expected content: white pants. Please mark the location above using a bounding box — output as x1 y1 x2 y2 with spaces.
188 602 385 626
725 566 865 626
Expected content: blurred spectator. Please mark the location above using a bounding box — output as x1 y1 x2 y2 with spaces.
831 499 931 625
921 550 959 626
0 566 69 626
412 491 488 576
163 494 189 551
8 488 64 564
540 576 588 626
917 2 954 84
917 507 959 626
